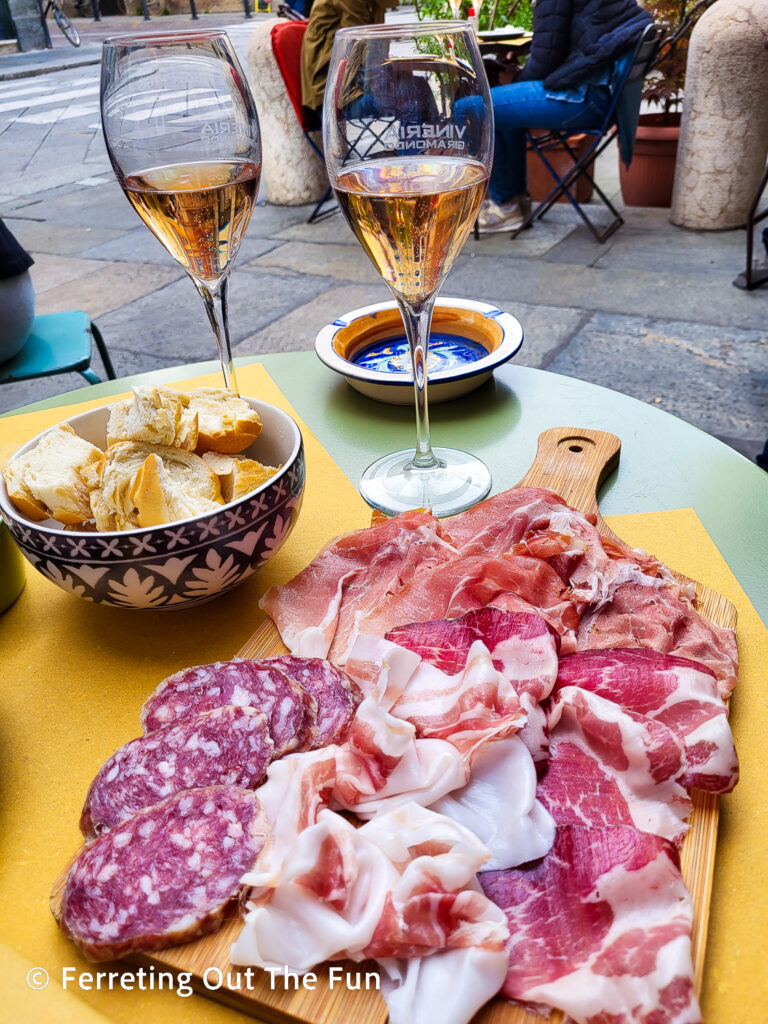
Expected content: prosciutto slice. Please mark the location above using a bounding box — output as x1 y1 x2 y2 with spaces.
481 825 702 1024
359 552 579 639
259 511 460 662
562 574 739 697
556 649 738 793
541 687 691 845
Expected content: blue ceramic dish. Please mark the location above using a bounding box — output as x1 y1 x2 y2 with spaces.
315 297 523 405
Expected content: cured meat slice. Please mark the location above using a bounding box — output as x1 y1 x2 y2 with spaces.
61 786 266 962
265 655 362 747
232 803 509 1024
562 575 739 697
389 641 526 756
386 608 559 765
430 737 555 870
141 659 316 755
556 649 738 793
360 553 579 640
480 825 702 1024
386 607 558 702
80 706 274 838
260 511 460 662
540 687 691 845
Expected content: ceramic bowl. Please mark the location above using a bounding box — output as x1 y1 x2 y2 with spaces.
315 297 523 405
0 399 304 610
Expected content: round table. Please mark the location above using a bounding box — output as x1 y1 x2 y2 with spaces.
8 352 767 623
2 352 767 1024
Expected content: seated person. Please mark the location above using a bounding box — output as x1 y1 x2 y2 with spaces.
300 0 390 116
478 0 653 233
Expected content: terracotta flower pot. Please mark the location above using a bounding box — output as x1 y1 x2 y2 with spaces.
619 113 681 208
527 133 594 203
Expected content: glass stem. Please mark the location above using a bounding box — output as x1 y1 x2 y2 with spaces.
398 295 439 470
193 274 239 394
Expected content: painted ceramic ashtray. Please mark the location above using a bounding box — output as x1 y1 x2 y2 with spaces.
315 297 523 405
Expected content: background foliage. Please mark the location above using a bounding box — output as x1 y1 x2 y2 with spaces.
415 0 534 32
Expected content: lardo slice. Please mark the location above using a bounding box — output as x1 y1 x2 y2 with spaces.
61 786 266 962
80 705 274 838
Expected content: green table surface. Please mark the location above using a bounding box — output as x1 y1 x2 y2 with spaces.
4 352 767 624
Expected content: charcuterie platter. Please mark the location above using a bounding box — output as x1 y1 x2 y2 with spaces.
50 428 737 1024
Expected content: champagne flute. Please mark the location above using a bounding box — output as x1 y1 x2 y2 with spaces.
101 31 262 394
324 23 494 516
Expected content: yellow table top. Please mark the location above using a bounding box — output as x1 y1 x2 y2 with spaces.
1 363 765 1024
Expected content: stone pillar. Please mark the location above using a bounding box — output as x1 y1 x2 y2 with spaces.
671 0 768 229
247 19 328 207
8 0 49 51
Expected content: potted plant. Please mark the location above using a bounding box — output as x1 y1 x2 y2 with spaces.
620 0 720 207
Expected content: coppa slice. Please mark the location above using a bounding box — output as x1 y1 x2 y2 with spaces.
265 656 362 747
61 787 266 962
556 649 739 793
480 825 702 1024
141 659 316 755
80 706 274 838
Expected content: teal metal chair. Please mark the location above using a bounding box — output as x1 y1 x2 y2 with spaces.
0 312 116 386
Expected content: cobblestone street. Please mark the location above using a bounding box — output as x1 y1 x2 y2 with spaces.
1 14 766 463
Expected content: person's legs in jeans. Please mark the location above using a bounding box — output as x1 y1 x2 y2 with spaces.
489 79 612 205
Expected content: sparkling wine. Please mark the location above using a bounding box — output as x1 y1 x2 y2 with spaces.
123 160 261 284
334 157 488 305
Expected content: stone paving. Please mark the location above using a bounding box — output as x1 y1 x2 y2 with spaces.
0 15 766 465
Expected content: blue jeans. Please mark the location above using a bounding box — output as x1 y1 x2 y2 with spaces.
489 80 612 204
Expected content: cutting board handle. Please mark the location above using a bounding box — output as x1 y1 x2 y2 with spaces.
516 428 621 531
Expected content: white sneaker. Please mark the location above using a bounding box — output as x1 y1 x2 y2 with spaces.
477 195 531 234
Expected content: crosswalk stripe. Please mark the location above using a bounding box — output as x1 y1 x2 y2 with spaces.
0 74 97 101
0 84 100 114
17 102 102 125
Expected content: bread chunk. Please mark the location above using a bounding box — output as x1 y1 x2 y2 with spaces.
170 387 262 454
107 386 198 451
92 442 223 530
2 423 103 525
201 452 279 502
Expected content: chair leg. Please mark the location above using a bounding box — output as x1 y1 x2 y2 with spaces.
307 186 337 223
80 367 102 385
90 322 117 380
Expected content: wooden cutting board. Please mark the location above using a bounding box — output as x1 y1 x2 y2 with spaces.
50 427 737 1024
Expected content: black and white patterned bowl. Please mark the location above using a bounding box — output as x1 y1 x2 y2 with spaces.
0 398 304 610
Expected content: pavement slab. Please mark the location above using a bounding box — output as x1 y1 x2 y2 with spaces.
94 266 334 365
250 240 384 286
446 254 768 332
548 311 768 459
2 216 125 256
35 260 183 318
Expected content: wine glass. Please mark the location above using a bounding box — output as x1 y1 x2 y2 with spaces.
324 23 494 516
100 31 262 395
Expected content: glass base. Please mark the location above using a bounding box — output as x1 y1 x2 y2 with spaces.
360 447 492 517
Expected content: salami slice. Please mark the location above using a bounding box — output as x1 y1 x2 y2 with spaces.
61 786 266 962
80 706 274 839
266 656 362 748
141 659 317 755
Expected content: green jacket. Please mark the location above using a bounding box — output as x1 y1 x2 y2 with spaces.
300 0 388 112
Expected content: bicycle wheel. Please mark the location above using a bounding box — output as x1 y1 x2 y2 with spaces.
52 4 81 47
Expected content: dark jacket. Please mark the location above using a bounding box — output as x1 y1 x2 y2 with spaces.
519 0 653 91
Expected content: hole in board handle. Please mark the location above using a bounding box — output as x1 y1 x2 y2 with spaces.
569 445 583 453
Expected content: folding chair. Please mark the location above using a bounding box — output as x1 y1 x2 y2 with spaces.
270 20 337 223
515 23 664 243
0 312 116 387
